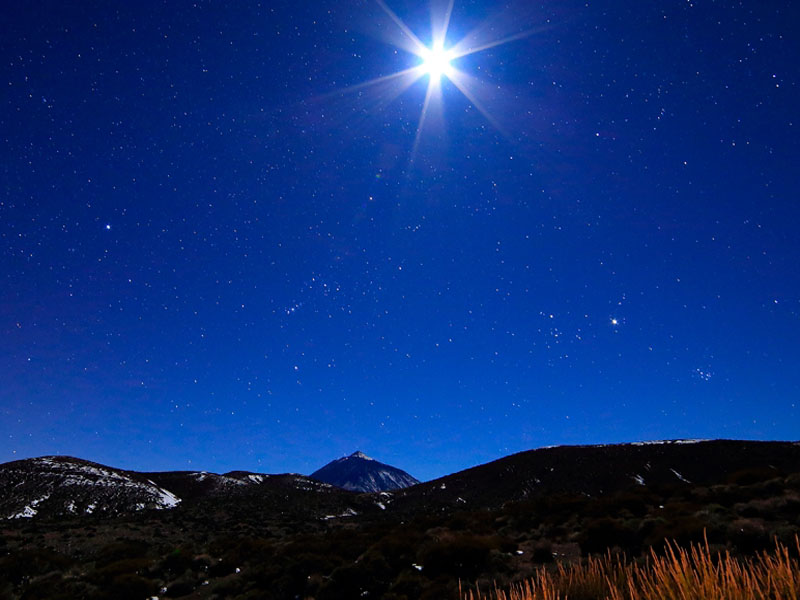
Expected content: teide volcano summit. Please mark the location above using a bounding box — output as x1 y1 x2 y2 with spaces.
309 451 420 492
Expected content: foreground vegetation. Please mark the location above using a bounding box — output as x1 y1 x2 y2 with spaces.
2 463 800 599
464 535 800 600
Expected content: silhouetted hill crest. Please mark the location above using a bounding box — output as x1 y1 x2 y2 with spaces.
3 439 800 520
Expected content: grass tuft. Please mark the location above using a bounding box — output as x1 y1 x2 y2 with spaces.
463 535 800 600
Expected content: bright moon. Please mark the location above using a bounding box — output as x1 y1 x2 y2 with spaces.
339 0 538 160
421 43 453 81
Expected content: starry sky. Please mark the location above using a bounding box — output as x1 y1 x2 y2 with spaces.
2 0 798 482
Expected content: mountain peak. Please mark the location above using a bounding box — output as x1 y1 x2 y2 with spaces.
311 453 420 492
349 451 373 461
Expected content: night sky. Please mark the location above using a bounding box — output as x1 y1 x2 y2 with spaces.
2 0 798 482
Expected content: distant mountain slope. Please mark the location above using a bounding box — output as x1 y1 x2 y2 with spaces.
310 451 420 492
0 456 358 521
0 456 180 519
391 439 800 511
5 440 799 521
141 469 274 503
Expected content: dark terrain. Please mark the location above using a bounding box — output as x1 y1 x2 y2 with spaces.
2 439 800 599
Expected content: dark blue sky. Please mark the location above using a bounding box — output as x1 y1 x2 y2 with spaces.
2 0 798 482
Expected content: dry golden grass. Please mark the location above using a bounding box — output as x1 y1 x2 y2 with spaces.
463 535 800 600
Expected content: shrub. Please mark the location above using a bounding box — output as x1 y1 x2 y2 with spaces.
94 540 150 568
106 573 158 600
578 518 638 556
728 518 770 554
418 535 495 580
531 540 554 564
14 572 77 600
0 548 73 586
159 547 195 577
642 514 708 549
317 557 393 600
91 557 153 585
165 576 196 597
373 528 425 570
727 467 779 486
388 569 427 599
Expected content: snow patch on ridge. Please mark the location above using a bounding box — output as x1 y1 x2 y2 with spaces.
9 494 49 519
670 468 691 483
631 439 709 446
322 508 358 520
3 457 181 519
347 451 374 461
153 485 180 508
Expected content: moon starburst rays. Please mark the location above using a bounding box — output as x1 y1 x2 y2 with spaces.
338 1 534 160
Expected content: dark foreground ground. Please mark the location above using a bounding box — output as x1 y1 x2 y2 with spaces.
3 441 800 599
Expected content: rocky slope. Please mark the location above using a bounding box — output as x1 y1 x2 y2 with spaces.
0 456 180 519
309 450 420 492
